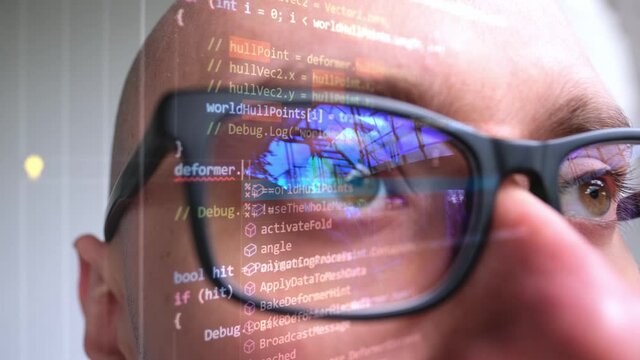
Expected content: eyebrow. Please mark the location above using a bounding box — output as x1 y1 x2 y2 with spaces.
534 93 631 139
371 75 451 116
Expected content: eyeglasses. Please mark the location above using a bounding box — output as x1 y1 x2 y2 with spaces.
105 90 640 319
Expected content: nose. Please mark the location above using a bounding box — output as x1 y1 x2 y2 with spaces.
431 183 640 359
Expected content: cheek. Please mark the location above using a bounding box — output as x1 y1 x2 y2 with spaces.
569 220 640 284
603 231 640 285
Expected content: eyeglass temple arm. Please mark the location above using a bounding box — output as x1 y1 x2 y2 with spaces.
104 118 174 241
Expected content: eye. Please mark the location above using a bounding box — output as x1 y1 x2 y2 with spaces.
337 162 418 220
560 171 618 221
578 178 611 217
343 166 389 212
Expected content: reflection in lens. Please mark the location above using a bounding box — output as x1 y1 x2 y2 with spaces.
558 141 640 266
196 101 473 316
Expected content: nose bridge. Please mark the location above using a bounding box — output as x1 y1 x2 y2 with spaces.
493 139 549 199
494 139 544 172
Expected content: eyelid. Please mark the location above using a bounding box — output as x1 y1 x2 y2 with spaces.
558 167 609 191
558 157 611 189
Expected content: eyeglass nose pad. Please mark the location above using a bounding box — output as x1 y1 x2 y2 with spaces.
503 172 550 203
507 174 530 189
525 172 553 203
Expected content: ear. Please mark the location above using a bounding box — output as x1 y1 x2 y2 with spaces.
75 235 126 359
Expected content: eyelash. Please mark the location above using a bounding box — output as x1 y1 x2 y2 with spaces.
560 168 631 197
610 168 634 200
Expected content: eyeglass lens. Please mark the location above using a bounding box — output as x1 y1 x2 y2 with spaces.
175 100 640 315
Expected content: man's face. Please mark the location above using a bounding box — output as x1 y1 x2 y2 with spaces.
78 1 640 359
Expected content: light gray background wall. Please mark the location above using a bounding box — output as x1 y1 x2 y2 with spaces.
0 1 638 359
0 1 172 359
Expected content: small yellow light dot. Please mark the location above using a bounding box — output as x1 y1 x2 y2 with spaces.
24 154 45 181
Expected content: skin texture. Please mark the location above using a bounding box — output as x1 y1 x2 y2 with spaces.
76 0 640 359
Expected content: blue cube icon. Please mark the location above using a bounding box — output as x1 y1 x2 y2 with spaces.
244 243 257 257
242 263 258 277
244 301 256 316
244 223 257 238
244 282 256 296
243 321 255 335
244 339 255 354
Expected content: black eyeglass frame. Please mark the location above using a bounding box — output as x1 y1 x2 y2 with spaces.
104 90 640 320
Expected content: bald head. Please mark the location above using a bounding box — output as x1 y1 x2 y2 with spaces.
110 0 602 188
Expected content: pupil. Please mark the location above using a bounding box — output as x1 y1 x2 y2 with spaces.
588 187 600 199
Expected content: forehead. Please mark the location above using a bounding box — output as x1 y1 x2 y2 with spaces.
113 0 611 183
154 0 588 84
